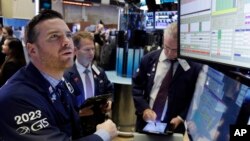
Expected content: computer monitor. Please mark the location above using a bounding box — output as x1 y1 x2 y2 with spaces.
155 11 178 29
144 12 155 29
155 0 178 4
178 0 250 69
186 65 250 141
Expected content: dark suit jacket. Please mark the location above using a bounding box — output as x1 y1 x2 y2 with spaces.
64 63 113 136
132 49 202 133
64 64 113 108
0 63 102 141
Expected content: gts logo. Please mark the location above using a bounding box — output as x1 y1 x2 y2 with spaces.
16 118 49 135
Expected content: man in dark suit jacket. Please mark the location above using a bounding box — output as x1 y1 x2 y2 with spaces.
132 22 202 134
0 10 117 141
64 31 113 136
64 64 113 107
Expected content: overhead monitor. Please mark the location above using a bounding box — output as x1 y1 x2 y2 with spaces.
155 11 178 29
145 12 155 29
155 0 178 4
179 0 250 69
186 65 250 141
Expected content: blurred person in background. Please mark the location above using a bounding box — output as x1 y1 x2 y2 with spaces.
0 26 14 67
94 20 106 65
0 37 26 86
0 25 4 67
99 29 117 70
2 26 14 38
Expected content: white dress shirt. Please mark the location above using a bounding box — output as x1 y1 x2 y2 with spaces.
149 50 178 120
75 60 95 98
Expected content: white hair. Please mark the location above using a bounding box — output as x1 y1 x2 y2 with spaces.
164 22 177 40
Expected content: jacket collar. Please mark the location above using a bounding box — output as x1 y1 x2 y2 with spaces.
18 63 54 96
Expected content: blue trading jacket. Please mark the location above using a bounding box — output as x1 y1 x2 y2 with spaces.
0 63 102 141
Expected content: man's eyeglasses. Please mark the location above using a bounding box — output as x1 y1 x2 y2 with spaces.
163 45 177 52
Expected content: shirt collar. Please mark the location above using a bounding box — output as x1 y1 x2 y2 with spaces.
75 59 92 73
159 49 168 62
41 72 61 88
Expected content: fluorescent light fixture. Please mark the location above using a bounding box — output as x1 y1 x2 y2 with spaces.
63 0 93 7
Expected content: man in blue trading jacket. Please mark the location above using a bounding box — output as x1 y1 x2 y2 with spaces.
0 10 117 141
132 22 202 134
64 31 113 136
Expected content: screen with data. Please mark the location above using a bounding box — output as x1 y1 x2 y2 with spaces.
186 65 250 141
145 12 155 29
155 0 178 4
179 0 250 69
155 11 178 29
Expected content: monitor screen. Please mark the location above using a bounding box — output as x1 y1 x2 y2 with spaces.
155 0 177 4
145 12 155 29
179 0 250 69
186 65 250 141
155 11 178 29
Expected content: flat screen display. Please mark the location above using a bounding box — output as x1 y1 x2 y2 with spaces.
155 0 177 4
145 12 155 29
155 11 178 29
142 122 168 134
179 0 250 69
186 65 250 141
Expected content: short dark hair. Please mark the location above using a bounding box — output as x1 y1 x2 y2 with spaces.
25 10 63 44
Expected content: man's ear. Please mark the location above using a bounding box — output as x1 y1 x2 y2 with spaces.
26 43 36 57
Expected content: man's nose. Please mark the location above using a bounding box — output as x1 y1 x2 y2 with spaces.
62 35 72 47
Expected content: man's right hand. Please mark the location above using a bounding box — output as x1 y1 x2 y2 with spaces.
143 108 157 122
96 119 118 139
